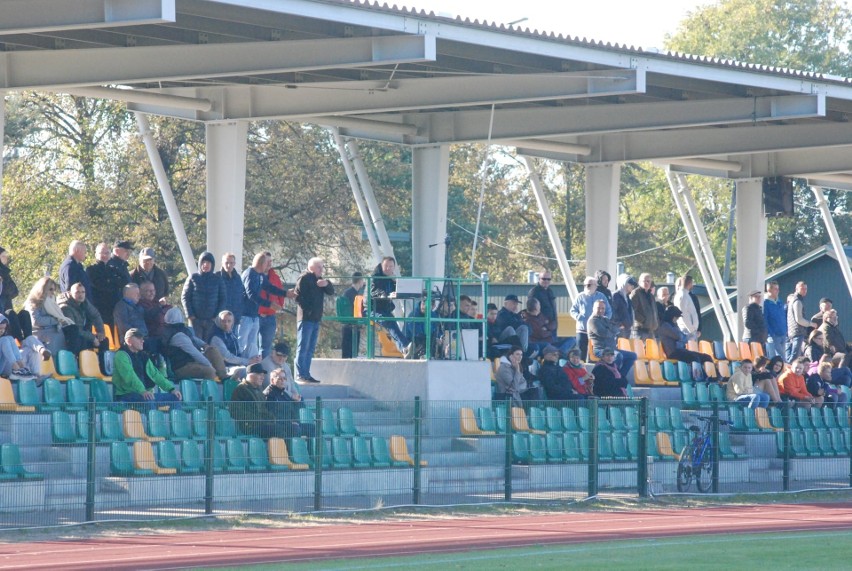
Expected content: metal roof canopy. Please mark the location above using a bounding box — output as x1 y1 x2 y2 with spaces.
2 0 852 336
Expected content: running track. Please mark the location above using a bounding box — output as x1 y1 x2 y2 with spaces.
1 503 850 570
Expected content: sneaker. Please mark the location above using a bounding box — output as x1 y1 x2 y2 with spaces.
296 376 320 384
305 376 321 384
9 369 35 381
403 342 415 359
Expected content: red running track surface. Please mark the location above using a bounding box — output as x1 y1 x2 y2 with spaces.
0 503 850 570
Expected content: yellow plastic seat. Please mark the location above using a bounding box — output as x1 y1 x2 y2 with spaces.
389 435 427 467
738 342 753 362
631 339 647 360
704 361 718 379
268 438 309 470
645 339 664 361
460 407 494 436
750 342 765 360
0 377 36 413
655 432 681 460
716 360 732 378
40 355 73 381
648 360 667 385
633 360 652 385
122 409 164 442
755 408 780 432
79 350 110 382
686 339 699 352
698 340 715 360
511 407 545 435
617 338 632 352
724 341 741 362
132 441 176 475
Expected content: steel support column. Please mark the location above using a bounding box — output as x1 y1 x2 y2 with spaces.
346 139 395 262
812 186 852 301
585 164 621 280
206 121 248 268
735 179 767 339
0 94 4 218
411 146 450 278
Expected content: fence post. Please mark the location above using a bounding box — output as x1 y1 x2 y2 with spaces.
413 397 422 505
783 401 792 491
711 401 720 493
504 397 513 501
637 398 648 497
85 398 97 522
314 397 323 511
204 397 215 515
588 399 599 498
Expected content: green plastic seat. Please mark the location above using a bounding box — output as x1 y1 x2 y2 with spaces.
802 429 821 456
669 407 686 431
578 431 591 461
16 379 41 409
625 406 640 431
545 406 564 433
337 407 359 437
42 378 66 412
611 432 630 461
224 438 247 472
222 378 239 402
680 381 697 408
678 361 694 383
597 413 612 432
369 437 391 467
89 379 112 408
694 383 711 407
477 407 498 433
597 431 613 461
512 433 530 464
627 431 640 460
561 407 580 432
810 408 826 429
155 441 181 471
646 431 661 460
181 441 203 473
563 432 581 462
576 406 590 431
1 444 43 479
494 405 508 433
299 407 316 426
351 436 373 468
545 432 565 462
709 383 725 403
743 408 761 432
837 407 850 429
331 436 353 468
191 409 209 439
316 437 333 469
247 437 270 471
823 406 839 429
215 408 238 438
56 349 81 378
796 407 812 430
65 378 88 411
790 429 809 457
528 433 547 464
75 410 98 442
99 410 124 442
769 407 785 430
608 407 627 433
528 407 547 432
663 361 679 383
169 410 192 440
672 430 690 456
718 431 739 459
179 379 202 409
726 405 748 432
147 409 171 440
830 428 849 455
653 407 672 431
775 431 788 458
290 437 314 468
320 407 337 437
200 379 222 405
110 442 153 476
815 428 836 456
51 411 84 444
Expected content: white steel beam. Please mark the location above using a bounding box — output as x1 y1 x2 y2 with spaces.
812 186 852 302
0 0 174 34
585 164 621 285
735 179 767 340
346 139 395 261
135 112 196 276
206 122 248 269
0 34 435 90
522 156 579 305
65 87 213 112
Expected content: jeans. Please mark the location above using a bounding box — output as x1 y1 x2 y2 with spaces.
576 331 589 361
295 320 320 379
259 315 277 358
498 325 529 352
765 334 787 360
238 316 260 357
785 335 805 363
735 392 769 409
370 311 410 354
831 367 852 387
0 336 23 376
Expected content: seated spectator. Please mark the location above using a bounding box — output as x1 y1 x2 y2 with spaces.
630 273 658 341
130 248 169 301
159 307 228 381
807 360 847 406
57 283 106 355
611 274 637 340
725 359 769 409
113 283 147 341
494 345 541 405
368 256 412 358
0 247 32 342
181 251 225 342
137 280 171 340
404 299 438 359
778 358 818 408
112 328 182 409
587 299 636 379
209 310 261 380
562 348 594 396
228 363 282 438
820 309 850 357
741 290 767 347
751 355 783 404
493 295 530 353
658 306 713 378
570 276 611 360
537 345 583 401
263 367 315 438
25 277 70 354
523 298 559 354
804 329 826 363
829 353 852 387
591 348 628 397
0 314 47 380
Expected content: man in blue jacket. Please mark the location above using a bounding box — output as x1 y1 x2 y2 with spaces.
763 280 787 360
181 251 226 343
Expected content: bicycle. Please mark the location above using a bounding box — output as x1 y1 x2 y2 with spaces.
676 416 732 493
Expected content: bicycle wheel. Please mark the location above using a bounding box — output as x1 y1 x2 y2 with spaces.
695 448 713 493
676 445 694 492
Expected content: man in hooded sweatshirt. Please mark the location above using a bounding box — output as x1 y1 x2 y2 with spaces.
181 251 226 343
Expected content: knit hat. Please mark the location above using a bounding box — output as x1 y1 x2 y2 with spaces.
164 307 185 324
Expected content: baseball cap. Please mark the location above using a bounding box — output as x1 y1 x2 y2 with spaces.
114 240 134 250
248 363 265 375
139 247 155 260
124 328 145 340
504 294 519 302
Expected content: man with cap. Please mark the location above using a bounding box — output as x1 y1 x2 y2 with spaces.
159 307 228 381
130 247 169 301
112 328 182 408
537 344 584 401
658 305 713 375
493 294 530 352
570 276 611 360
108 240 133 286
229 362 281 438
611 274 637 340
86 242 123 325
587 299 636 379
811 297 833 329
742 289 768 346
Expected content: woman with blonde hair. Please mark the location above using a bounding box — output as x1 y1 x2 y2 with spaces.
25 277 72 353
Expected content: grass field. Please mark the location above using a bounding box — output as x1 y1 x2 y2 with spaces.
199 530 851 570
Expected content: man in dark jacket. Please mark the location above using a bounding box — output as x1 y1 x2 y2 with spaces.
86 242 123 325
181 251 226 342
742 290 768 346
294 257 335 383
130 248 169 301
108 240 133 288
538 345 583 401
369 256 411 357
611 274 637 339
219 252 244 328
229 363 281 438
59 240 92 293
494 294 529 352
527 269 557 325
57 283 105 354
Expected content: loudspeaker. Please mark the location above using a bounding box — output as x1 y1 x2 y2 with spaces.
762 177 794 217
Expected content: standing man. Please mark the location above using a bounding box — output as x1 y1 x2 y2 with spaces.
587 299 636 379
786 281 816 362
674 274 700 341
108 240 133 287
59 240 91 294
240 253 288 357
219 252 244 331
528 269 557 326
294 257 334 383
630 272 659 341
741 290 767 347
763 281 787 360
130 248 169 301
611 274 637 340
86 242 122 325
811 297 833 329
339 272 365 359
181 251 226 342
570 276 611 360
258 252 289 358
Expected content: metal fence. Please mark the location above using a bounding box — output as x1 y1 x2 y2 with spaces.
0 387 850 529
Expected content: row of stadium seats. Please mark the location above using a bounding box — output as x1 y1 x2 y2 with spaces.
776 428 850 457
